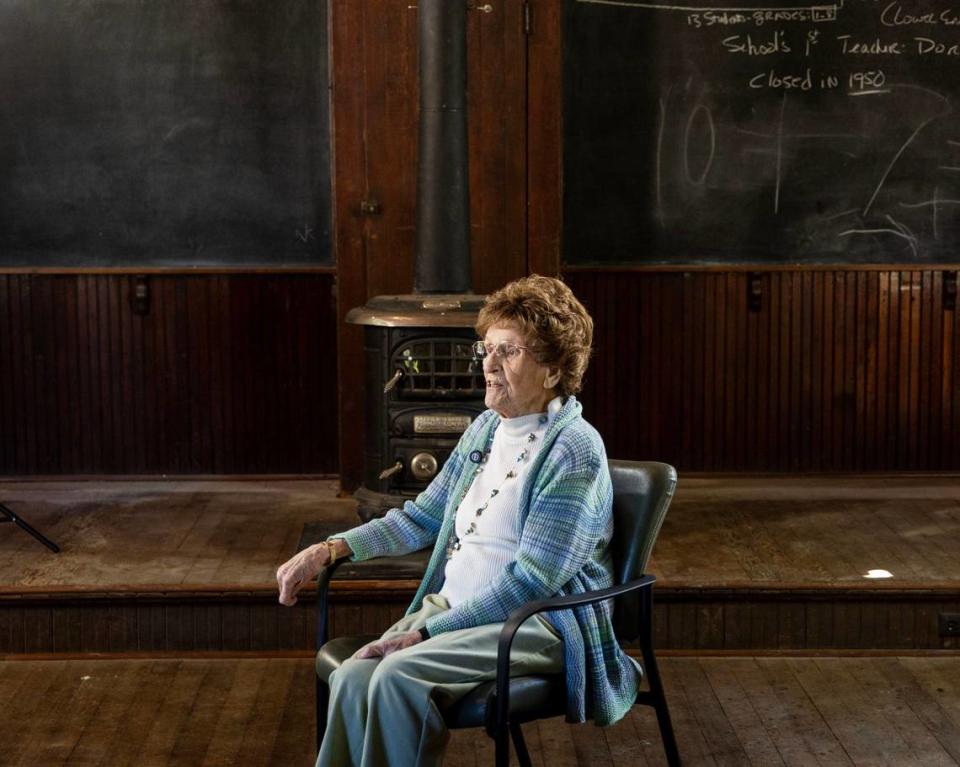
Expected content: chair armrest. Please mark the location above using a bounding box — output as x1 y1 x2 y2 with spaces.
316 559 347 650
492 574 656 734
316 558 346 591
314 547 432 650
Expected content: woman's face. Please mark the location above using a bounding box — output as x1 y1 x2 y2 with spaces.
482 323 559 419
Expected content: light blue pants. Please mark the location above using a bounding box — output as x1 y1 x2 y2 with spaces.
317 594 564 767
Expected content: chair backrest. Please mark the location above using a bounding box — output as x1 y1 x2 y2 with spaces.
607 459 677 641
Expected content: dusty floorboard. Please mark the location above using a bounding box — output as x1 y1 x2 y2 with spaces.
2 656 960 766
0 480 356 589
0 477 958 591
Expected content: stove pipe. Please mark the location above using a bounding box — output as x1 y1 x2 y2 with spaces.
413 0 471 295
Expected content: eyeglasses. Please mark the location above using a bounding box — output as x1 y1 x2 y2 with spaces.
472 340 529 362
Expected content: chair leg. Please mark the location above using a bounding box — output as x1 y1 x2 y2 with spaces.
316 675 329 754
638 584 681 766
495 720 511 767
509 722 533 767
641 642 682 767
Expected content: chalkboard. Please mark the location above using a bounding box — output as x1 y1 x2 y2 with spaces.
0 0 331 267
564 0 960 264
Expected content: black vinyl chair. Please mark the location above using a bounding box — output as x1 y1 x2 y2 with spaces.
314 459 681 767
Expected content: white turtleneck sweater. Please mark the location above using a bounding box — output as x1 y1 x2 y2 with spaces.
439 396 563 608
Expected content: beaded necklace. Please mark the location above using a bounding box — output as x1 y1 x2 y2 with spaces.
446 413 548 560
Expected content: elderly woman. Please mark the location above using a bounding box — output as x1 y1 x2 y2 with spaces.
277 275 639 767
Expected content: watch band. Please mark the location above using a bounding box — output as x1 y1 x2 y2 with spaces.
325 539 338 566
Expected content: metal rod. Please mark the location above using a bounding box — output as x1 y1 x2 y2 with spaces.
0 503 60 553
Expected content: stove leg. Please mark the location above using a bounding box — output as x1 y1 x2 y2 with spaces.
0 503 60 553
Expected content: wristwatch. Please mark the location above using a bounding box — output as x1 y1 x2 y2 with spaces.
324 538 339 565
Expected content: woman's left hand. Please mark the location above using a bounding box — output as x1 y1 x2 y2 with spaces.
352 630 424 660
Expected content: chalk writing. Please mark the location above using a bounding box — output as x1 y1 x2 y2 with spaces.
864 118 936 216
915 36 960 55
849 70 886 91
774 94 786 213
655 89 671 220
900 190 960 239
749 68 814 90
569 0 960 262
880 3 960 28
684 102 716 184
722 30 792 54
838 226 918 257
837 35 904 55
577 0 842 25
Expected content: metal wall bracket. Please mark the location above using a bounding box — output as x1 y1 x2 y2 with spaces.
360 199 382 216
130 275 150 316
747 272 763 313
944 271 957 311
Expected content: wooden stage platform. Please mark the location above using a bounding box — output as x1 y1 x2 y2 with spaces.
0 476 958 655
4 655 960 766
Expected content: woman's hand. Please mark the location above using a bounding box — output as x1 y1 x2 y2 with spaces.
352 630 424 660
276 539 351 606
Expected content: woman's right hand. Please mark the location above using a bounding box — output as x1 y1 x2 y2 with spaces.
276 539 350 606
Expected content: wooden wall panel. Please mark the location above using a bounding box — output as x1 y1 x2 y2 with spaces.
0 273 338 475
567 269 960 472
468 0 529 294
330 0 370 494
335 0 529 303
3 587 958 653
332 0 531 490
527 0 562 278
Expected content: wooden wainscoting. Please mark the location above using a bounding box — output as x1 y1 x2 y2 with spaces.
0 272 338 475
568 268 960 472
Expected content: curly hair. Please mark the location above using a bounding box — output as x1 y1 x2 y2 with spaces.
475 275 593 397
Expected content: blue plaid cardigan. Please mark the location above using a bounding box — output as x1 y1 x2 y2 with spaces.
338 396 639 725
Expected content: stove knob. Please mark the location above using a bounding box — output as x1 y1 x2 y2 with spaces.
410 452 438 481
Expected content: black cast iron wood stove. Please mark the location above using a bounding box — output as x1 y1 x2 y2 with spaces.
346 0 487 520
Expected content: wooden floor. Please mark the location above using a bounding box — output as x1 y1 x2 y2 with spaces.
3 655 960 766
3 480 958 761
0 475 958 590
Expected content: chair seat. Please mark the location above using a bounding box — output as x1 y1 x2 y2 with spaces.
316 635 377 681
316 636 567 729
446 675 566 730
